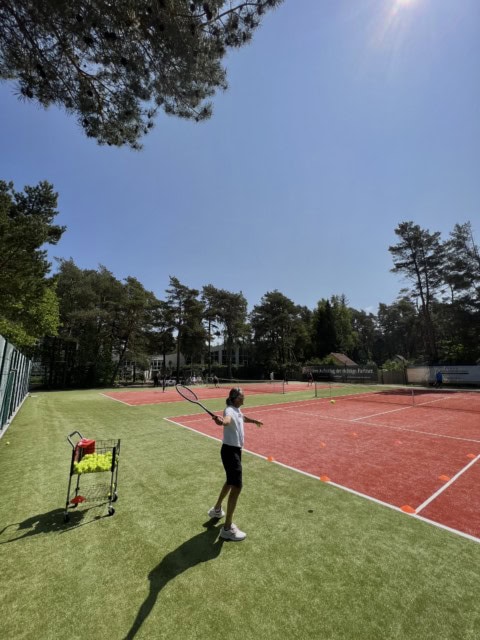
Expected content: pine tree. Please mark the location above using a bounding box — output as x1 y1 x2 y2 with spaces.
0 180 65 347
0 1 283 148
389 222 445 363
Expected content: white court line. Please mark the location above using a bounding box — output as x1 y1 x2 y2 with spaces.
286 464 480 545
165 417 223 445
351 404 416 420
415 454 480 514
278 406 480 444
99 393 134 406
167 400 480 444
164 417 480 545
414 393 474 409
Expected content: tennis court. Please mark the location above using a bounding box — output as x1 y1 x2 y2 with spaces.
2 388 480 640
166 390 480 542
101 380 320 405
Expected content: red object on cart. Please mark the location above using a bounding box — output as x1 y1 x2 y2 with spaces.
64 431 120 523
73 438 95 462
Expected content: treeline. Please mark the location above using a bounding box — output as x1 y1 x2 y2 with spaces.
1 180 479 387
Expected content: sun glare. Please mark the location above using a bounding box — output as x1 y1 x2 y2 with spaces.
370 0 421 51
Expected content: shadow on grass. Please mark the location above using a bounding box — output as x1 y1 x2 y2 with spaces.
124 519 224 640
0 506 104 543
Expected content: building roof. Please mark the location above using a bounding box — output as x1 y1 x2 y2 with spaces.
330 353 358 366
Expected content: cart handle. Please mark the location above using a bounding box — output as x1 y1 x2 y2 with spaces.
67 431 84 448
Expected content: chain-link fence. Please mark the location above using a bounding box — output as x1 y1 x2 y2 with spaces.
0 335 32 434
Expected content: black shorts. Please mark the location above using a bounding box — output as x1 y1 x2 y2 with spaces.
221 444 243 488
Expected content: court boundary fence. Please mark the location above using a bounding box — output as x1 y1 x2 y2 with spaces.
0 335 32 435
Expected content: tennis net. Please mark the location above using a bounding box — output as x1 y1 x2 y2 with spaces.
321 384 480 413
206 379 285 394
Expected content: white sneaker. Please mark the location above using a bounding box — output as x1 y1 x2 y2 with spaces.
208 506 225 519
219 524 247 541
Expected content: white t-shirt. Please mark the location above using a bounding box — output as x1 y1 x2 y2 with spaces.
222 405 244 448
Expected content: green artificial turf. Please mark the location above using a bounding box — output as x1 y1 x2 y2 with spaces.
0 389 479 639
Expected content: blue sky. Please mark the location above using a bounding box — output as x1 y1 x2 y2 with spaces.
1 0 479 314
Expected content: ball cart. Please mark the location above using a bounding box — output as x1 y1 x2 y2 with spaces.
64 431 121 522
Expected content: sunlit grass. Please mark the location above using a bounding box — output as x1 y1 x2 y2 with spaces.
0 389 479 639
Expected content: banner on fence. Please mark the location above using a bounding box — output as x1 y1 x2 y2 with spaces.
303 366 378 382
407 365 480 386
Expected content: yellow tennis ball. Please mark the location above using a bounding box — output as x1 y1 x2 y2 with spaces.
330 400 335 404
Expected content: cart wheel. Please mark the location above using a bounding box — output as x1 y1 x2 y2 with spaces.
112 492 118 502
64 513 70 523
108 507 115 516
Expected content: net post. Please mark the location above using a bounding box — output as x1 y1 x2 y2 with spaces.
314 381 318 398
411 387 415 407
281 380 285 395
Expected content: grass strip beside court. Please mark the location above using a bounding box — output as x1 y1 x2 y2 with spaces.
0 389 480 640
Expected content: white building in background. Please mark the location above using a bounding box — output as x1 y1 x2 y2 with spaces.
148 343 248 375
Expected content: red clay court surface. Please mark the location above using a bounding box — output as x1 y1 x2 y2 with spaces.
162 395 480 543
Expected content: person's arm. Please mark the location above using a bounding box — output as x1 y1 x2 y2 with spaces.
213 406 233 427
244 416 263 428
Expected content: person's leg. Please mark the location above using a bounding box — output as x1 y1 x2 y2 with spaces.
208 446 234 518
224 486 242 529
214 482 231 511
218 445 244 534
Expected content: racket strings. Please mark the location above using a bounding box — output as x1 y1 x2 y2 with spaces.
176 385 199 402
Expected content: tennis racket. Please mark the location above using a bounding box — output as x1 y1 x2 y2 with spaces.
175 384 217 418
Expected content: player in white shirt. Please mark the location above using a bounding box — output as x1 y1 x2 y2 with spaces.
208 388 263 541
